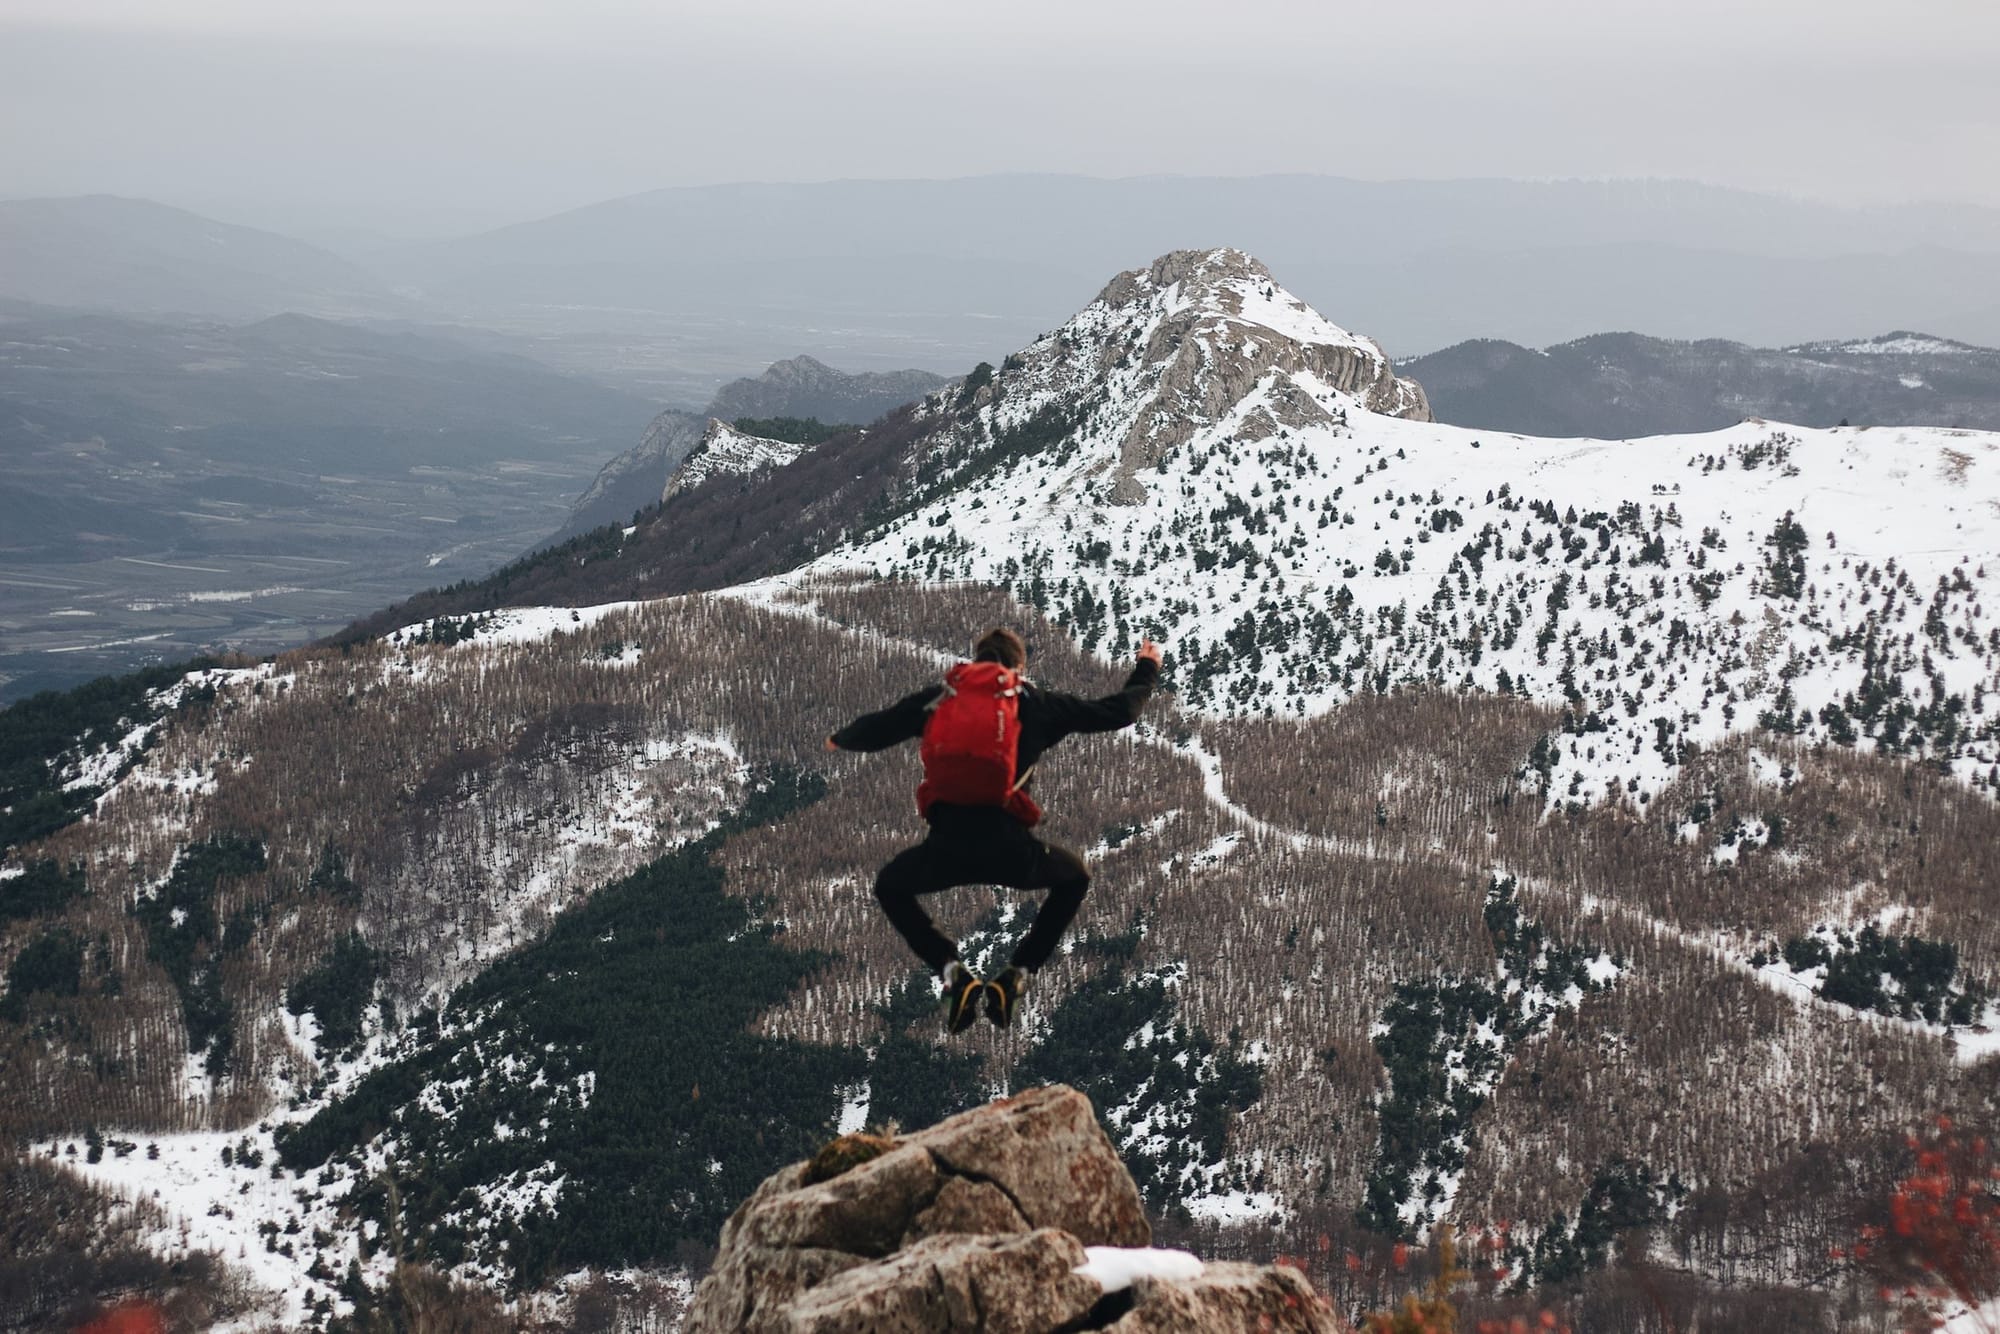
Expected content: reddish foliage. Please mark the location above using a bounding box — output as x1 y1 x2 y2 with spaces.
73 1302 166 1334
1472 1316 1572 1334
1856 1117 2000 1332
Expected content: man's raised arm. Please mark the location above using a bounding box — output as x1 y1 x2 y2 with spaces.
1036 640 1165 737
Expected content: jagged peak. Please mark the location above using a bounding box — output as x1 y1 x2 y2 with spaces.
759 353 836 376
1090 247 1388 367
1095 246 1272 305
899 248 1431 508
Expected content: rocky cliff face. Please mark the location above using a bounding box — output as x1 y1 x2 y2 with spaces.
558 406 706 538
1099 250 1429 499
882 248 1430 511
686 1084 1341 1333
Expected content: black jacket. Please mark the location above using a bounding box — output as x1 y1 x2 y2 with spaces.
831 658 1159 800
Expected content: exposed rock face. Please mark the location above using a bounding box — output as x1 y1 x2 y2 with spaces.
1096 1260 1337 1331
684 1084 1342 1333
557 407 705 539
784 1230 1103 1333
1099 250 1432 498
709 354 952 426
888 246 1434 510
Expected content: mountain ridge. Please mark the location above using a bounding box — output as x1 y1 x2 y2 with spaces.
550 354 951 543
346 248 2000 814
1402 327 2000 437
0 195 404 322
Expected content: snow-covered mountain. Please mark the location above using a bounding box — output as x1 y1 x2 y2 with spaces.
798 248 1999 806
6 247 1998 1333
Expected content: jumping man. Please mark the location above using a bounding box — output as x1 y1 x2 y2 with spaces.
826 628 1163 1031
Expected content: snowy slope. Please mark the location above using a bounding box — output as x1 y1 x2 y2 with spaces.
1791 332 1993 357
806 249 2000 807
664 419 819 499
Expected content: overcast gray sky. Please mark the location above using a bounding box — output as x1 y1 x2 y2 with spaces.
4 0 1997 238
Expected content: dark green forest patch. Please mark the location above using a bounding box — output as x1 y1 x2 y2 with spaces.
130 834 267 1077
0 660 210 853
1358 878 1618 1240
1013 930 1263 1217
275 767 864 1291
1756 924 1991 1025
1 859 86 923
1506 1156 1686 1287
0 927 85 1022
286 933 385 1060
730 416 854 446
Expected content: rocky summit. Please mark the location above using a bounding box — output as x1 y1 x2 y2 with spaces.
686 1084 1340 1333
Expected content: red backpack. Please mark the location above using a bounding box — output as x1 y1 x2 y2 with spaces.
917 662 1043 825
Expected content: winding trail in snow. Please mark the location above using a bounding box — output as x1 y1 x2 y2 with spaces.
725 574 1996 1067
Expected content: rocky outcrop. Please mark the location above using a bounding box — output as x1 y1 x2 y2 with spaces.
709 355 952 426
664 419 818 500
684 1084 1343 1333
556 407 705 539
1098 250 1431 501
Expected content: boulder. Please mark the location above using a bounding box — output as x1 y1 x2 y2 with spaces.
786 1229 1101 1333
898 1084 1149 1249
683 1083 1344 1333
1099 1260 1343 1332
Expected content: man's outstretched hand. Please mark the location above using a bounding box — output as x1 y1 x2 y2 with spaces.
1138 639 1165 666
824 736 840 752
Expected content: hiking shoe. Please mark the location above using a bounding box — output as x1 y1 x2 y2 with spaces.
942 962 984 1034
985 966 1028 1029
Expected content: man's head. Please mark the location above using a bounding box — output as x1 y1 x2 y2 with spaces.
971 627 1027 670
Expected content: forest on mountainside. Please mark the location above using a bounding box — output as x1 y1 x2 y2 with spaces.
0 575 1992 1330
329 395 950 644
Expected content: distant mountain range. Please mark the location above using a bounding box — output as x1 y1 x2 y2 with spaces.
11 179 2000 378
0 196 402 322
1402 330 2000 437
349 175 2000 359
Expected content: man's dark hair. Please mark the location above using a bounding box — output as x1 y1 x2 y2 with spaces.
972 627 1027 669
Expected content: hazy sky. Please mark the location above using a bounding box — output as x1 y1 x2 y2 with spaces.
4 0 1997 237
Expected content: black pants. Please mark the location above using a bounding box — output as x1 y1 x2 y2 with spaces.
873 805 1090 975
